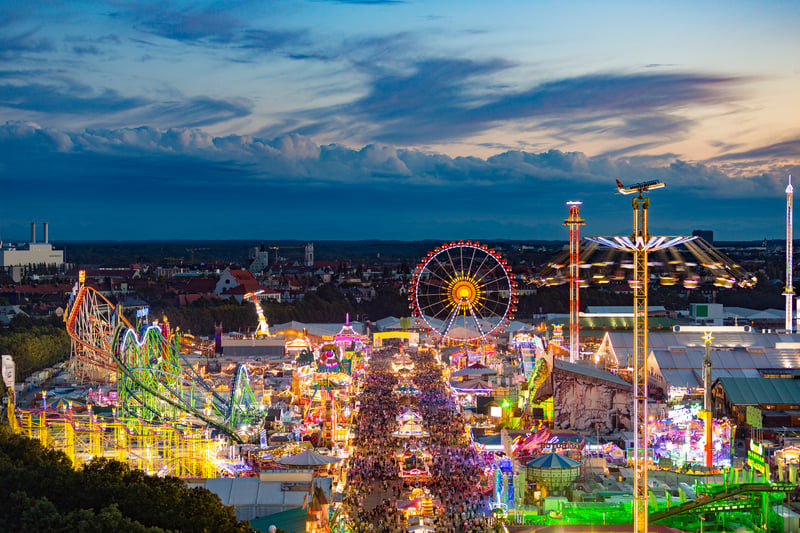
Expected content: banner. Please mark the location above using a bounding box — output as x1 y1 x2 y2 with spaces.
746 405 762 429
1 355 14 388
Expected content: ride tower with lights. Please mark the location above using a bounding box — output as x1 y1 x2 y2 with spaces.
244 290 272 337
588 180 695 533
702 331 714 468
564 201 585 363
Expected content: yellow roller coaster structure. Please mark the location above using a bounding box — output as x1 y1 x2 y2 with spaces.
14 406 220 478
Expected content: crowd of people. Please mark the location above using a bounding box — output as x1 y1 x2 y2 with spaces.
410 351 497 533
339 347 501 533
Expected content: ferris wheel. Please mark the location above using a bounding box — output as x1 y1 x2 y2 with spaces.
410 241 517 342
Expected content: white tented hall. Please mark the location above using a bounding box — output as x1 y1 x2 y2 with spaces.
594 326 800 397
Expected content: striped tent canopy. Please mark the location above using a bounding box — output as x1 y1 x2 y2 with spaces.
526 452 581 469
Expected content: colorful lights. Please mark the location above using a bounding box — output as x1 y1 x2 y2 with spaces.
410 242 516 342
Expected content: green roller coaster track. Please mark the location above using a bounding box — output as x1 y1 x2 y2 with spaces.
649 482 795 523
112 325 260 443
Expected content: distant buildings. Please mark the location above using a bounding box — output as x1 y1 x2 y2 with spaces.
0 223 66 280
215 268 281 303
692 229 714 243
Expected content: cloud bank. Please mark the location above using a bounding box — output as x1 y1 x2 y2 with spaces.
0 121 792 242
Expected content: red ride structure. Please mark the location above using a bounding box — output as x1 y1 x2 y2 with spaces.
563 201 585 363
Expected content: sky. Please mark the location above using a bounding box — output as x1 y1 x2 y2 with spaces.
1 0 799 242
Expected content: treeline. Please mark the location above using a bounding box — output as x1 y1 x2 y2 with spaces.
147 284 410 336
260 284 408 325
141 300 259 337
0 315 70 380
0 429 254 532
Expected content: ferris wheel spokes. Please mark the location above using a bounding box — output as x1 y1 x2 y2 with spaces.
439 298 467 338
465 299 489 338
411 242 516 342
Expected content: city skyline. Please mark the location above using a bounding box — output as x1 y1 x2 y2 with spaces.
1 0 798 241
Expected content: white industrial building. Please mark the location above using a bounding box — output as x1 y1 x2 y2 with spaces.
0 222 65 269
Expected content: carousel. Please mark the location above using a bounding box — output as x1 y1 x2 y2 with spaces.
398 446 432 481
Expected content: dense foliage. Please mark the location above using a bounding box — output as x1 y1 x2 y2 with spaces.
142 299 259 337
145 284 410 336
0 315 70 379
0 429 255 533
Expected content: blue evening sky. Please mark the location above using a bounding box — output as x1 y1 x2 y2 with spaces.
1 0 798 241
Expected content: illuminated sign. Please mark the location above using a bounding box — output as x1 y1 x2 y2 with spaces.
1 355 14 388
78 270 86 283
667 406 692 424
746 406 762 429
748 440 766 473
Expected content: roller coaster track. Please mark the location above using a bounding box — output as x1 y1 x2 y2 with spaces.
649 482 795 522
64 286 258 443
113 326 259 443
65 285 133 381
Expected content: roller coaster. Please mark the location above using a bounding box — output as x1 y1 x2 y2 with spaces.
649 481 795 523
113 325 259 441
66 281 132 383
65 282 261 443
14 408 219 478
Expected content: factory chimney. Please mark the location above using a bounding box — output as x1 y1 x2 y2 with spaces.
30 222 36 244
43 222 49 244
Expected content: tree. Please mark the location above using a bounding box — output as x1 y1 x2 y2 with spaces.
0 317 71 379
0 430 255 533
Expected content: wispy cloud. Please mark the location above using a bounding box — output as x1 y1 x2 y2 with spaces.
127 4 241 43
0 83 147 114
0 76 252 127
144 96 253 128
64 34 121 56
71 45 102 56
709 136 800 162
239 29 305 52
0 28 54 61
301 64 743 146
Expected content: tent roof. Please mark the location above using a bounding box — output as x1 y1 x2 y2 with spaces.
276 449 341 466
718 377 800 405
450 378 492 390
249 507 309 533
553 359 632 389
451 363 496 377
527 452 581 469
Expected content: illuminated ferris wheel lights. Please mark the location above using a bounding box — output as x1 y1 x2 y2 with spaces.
411 242 515 342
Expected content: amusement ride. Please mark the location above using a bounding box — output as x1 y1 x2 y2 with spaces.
410 241 517 342
5 179 800 533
